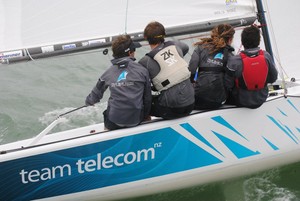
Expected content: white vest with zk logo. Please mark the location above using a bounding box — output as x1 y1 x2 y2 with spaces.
151 42 190 91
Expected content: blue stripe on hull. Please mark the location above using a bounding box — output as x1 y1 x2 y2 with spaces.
0 127 222 201
213 131 260 159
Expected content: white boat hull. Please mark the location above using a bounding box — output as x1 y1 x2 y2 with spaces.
1 87 300 201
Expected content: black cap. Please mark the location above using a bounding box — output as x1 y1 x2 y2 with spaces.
133 42 142 48
124 42 142 53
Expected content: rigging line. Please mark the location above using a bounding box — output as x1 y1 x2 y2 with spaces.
264 0 287 94
264 1 281 65
253 22 289 88
273 54 289 79
263 0 288 79
124 0 129 33
25 48 35 61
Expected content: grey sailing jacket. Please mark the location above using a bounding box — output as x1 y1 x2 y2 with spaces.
189 44 234 109
86 57 152 125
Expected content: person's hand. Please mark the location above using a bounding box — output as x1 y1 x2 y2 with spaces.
85 99 94 106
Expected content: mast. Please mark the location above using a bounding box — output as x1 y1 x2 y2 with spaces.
255 0 273 58
256 0 288 95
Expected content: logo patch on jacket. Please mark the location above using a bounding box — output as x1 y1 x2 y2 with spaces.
117 71 128 82
214 53 224 60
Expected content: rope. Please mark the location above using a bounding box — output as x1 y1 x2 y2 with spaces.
58 105 87 118
261 1 288 95
27 105 87 147
25 48 35 61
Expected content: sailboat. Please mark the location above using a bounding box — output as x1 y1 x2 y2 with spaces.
1 0 300 200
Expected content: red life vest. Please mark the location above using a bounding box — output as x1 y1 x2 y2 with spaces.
236 50 268 90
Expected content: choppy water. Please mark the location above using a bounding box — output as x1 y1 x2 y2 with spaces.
1 46 300 201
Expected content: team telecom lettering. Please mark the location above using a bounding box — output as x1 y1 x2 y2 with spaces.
19 147 156 184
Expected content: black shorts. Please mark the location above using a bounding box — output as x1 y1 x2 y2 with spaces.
150 96 194 120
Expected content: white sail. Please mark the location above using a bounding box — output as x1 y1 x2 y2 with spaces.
263 0 300 79
0 0 257 61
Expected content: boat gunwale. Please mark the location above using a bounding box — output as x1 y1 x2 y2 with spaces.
0 93 294 155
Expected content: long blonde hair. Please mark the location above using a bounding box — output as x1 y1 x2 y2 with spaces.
194 24 235 53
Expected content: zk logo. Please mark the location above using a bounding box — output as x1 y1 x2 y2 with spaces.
161 49 177 66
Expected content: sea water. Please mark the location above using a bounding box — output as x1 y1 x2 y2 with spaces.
1 47 300 201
